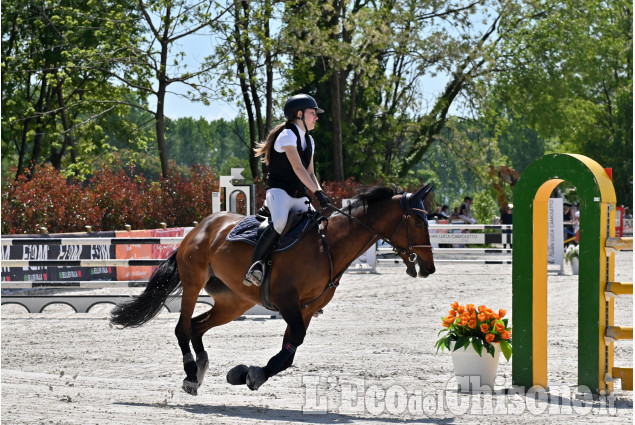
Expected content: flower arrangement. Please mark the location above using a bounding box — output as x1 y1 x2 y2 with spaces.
435 302 512 361
564 244 579 264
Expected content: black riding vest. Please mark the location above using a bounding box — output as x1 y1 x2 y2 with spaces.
266 122 313 198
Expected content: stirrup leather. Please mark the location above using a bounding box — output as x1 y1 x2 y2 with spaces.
243 261 265 287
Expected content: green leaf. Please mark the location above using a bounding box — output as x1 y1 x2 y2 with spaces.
486 343 496 358
471 339 483 356
500 340 512 362
454 336 469 351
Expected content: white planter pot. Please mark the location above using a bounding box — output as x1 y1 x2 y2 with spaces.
570 257 579 275
450 340 501 392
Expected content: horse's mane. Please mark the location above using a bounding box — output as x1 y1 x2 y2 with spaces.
344 185 402 214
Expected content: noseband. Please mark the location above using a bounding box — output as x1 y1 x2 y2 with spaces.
329 192 432 264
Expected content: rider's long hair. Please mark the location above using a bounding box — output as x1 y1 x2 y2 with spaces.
254 122 287 165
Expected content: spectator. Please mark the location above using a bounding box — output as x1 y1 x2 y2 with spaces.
458 196 477 224
441 205 449 218
451 206 461 219
501 205 513 248
625 207 632 219
563 203 575 242
427 206 446 220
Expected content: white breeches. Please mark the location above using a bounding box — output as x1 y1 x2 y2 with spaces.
265 188 312 234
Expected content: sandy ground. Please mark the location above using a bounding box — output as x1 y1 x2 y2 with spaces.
1 252 632 424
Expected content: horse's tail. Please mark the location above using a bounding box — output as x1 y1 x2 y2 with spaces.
110 249 181 328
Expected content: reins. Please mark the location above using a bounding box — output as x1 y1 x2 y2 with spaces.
325 200 432 263
297 193 433 312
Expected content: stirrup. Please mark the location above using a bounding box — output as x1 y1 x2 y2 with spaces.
243 261 264 287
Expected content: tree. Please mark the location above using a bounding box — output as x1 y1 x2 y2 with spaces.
105 0 233 178
281 0 510 182
1 0 144 179
212 0 281 182
482 0 633 205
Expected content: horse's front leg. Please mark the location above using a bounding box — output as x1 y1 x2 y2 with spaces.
228 291 307 391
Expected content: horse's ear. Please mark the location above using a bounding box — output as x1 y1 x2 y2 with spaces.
413 183 434 202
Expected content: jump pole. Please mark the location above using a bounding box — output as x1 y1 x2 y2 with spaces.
512 153 616 394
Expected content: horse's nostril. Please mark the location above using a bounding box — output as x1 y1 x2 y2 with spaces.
428 265 436 274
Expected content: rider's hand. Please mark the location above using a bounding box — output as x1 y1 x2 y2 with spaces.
314 190 330 209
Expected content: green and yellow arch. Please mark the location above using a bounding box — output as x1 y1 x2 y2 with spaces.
512 153 616 394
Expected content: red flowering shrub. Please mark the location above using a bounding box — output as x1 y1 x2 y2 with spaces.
319 177 365 207
146 165 219 227
87 166 152 231
1 164 393 234
1 165 103 234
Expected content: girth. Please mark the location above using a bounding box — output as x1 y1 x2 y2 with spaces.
258 212 338 312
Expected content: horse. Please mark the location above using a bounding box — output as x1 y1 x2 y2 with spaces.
110 184 436 395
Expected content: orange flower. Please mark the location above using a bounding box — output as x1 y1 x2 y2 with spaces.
478 305 487 313
466 304 476 313
470 311 477 319
485 333 495 343
495 321 505 333
448 310 456 317
480 323 489 333
451 302 459 310
468 319 477 329
477 313 486 322
490 313 500 321
444 316 455 325
499 309 506 318
501 330 511 340
442 322 450 328
460 317 468 326
458 306 466 314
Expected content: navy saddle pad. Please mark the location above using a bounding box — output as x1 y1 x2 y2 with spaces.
226 212 318 253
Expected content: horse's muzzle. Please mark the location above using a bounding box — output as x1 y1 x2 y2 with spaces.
405 255 435 278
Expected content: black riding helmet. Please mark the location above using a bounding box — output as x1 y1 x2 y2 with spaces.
284 94 324 133
283 94 324 120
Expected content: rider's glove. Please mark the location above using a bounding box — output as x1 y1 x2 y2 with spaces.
314 190 331 209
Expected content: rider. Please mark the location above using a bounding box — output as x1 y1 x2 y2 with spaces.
243 94 331 287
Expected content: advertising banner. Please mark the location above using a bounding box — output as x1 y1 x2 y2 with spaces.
115 229 153 281
1 232 117 282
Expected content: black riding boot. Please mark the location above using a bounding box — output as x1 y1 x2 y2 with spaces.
243 223 280 287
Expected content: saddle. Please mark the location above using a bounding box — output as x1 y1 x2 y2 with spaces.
227 208 320 252
227 209 323 311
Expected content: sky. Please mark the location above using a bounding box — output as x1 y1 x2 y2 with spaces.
154 24 458 122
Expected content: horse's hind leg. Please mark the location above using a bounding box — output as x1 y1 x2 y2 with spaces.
175 264 209 395
175 288 200 395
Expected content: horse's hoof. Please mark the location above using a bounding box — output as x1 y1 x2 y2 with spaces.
227 364 249 385
182 378 198 396
196 352 209 388
246 366 267 391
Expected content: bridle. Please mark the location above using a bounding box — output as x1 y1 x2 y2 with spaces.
299 191 432 311
326 192 433 265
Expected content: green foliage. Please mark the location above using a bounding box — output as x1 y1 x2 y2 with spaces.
2 0 630 213
1 0 145 178
282 0 507 182
472 190 500 224
482 0 633 206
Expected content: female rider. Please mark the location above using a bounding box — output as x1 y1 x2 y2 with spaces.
243 94 330 286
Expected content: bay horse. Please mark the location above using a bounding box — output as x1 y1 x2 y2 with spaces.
110 184 435 395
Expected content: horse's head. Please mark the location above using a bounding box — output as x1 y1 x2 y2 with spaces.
390 184 436 278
